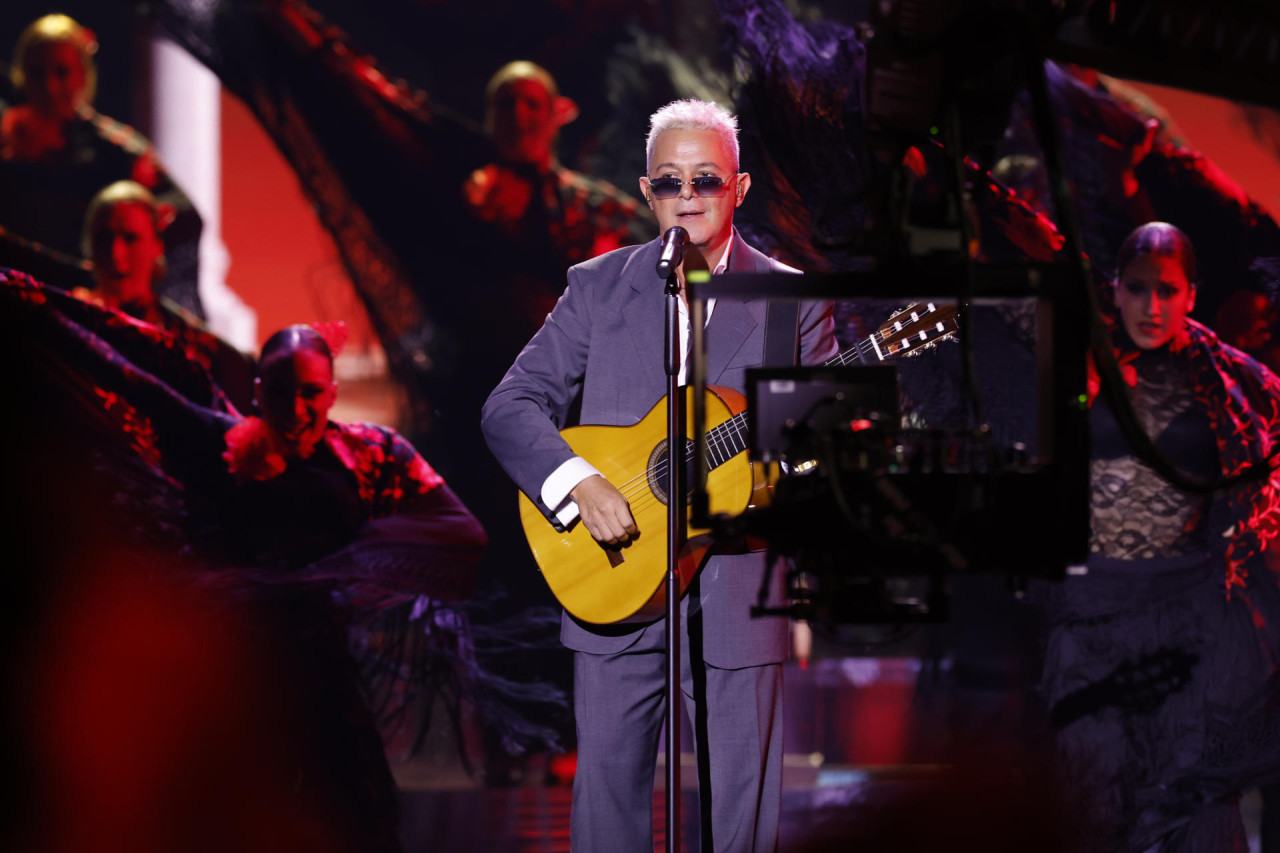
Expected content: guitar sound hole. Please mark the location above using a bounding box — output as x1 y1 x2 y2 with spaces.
646 439 701 507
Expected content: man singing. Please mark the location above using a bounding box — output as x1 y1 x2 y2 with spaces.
482 98 837 852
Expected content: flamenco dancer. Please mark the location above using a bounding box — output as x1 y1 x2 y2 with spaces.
1042 222 1280 851
201 323 488 850
2 272 494 850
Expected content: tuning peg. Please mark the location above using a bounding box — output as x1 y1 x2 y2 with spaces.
907 339 936 357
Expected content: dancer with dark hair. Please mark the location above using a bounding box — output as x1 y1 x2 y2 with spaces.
195 323 489 851
208 323 485 603
1042 222 1280 851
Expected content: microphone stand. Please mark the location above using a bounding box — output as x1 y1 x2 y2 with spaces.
662 259 683 853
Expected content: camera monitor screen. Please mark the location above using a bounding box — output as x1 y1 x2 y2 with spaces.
746 365 899 462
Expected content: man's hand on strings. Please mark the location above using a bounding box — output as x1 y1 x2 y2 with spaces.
571 475 638 545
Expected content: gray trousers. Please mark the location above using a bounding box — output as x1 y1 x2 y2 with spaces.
569 625 784 853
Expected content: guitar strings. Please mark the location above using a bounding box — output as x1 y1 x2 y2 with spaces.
615 423 737 505
613 412 750 513
605 409 747 497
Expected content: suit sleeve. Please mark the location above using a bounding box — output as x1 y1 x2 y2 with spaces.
764 255 837 367
481 264 595 509
798 298 839 366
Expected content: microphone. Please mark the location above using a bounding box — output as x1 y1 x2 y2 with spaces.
655 226 688 279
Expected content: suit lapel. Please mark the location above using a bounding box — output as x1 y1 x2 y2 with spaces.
621 231 768 389
705 230 764 383
624 239 670 407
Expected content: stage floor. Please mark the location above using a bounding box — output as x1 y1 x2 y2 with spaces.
397 784 1266 852
392 656 1267 851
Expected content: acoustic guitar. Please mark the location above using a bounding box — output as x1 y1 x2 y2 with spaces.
519 302 960 625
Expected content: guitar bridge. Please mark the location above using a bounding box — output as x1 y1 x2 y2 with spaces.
606 548 625 568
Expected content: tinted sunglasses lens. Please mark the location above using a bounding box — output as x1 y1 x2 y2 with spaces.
649 177 683 199
690 176 727 195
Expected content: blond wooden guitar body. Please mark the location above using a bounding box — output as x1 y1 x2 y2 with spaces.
518 386 765 625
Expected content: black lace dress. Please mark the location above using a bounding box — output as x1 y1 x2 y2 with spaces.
1043 345 1280 852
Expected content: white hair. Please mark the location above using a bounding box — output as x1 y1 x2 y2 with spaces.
645 99 740 172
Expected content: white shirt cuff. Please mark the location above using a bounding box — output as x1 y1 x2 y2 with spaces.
541 456 603 527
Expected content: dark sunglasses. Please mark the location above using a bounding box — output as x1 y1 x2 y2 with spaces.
646 173 737 200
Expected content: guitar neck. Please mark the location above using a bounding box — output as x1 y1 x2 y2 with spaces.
696 302 956 472
828 336 879 366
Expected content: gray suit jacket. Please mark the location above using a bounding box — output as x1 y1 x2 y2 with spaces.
481 229 837 667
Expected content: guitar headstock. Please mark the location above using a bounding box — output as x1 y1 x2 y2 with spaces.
875 302 960 358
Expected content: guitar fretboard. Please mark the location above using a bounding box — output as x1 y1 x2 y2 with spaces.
828 334 878 366
695 411 752 471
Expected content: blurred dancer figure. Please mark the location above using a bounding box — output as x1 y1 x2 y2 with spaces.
463 60 650 284
1213 288 1280 368
78 180 255 411
451 59 653 383
0 13 203 314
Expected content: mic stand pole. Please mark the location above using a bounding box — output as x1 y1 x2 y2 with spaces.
663 266 683 853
